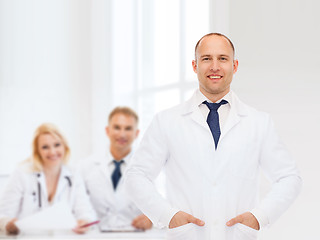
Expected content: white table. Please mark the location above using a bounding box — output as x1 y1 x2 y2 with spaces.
0 228 166 240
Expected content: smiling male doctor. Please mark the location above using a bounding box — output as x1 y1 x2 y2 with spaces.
80 107 152 231
125 33 302 239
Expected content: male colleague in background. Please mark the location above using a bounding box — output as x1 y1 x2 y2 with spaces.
125 33 301 239
80 107 152 231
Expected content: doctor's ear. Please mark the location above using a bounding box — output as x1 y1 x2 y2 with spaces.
192 60 197 73
135 129 140 139
105 126 109 137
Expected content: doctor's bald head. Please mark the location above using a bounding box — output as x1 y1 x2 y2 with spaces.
194 33 236 60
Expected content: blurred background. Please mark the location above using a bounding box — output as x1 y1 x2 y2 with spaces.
0 0 319 239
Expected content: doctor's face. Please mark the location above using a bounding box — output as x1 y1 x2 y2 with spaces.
192 35 238 101
37 133 65 169
106 113 139 153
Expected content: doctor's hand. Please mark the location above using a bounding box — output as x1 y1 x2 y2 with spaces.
72 219 90 234
5 218 19 235
226 212 260 230
169 211 205 229
132 214 153 230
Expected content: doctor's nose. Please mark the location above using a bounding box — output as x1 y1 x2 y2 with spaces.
48 147 57 155
210 60 220 72
119 129 126 137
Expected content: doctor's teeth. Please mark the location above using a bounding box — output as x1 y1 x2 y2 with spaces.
209 76 221 79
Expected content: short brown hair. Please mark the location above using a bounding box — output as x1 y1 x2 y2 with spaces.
31 123 70 171
194 33 235 59
108 106 139 124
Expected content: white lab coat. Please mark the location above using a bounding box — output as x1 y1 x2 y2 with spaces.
80 152 142 228
0 161 96 232
125 90 302 240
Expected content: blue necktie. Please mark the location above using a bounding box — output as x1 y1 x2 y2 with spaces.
203 100 228 149
111 160 124 190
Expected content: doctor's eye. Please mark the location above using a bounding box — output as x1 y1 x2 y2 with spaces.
125 126 133 131
113 125 121 130
54 143 61 148
41 145 49 149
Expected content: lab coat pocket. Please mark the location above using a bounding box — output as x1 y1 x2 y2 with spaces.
233 223 258 240
166 223 196 240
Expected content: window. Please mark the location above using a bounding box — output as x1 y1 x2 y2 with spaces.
111 0 210 132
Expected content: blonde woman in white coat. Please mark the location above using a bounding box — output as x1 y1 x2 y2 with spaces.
0 123 96 235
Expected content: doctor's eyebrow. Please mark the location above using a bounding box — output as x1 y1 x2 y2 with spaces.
200 54 231 59
200 54 212 59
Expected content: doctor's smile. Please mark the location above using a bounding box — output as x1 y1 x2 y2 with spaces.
208 74 222 80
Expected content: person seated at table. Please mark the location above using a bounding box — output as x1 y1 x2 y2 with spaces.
79 107 152 231
0 123 96 235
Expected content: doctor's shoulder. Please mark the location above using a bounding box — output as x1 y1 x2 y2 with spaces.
12 160 36 177
75 154 103 179
238 100 272 125
3 160 35 193
151 103 185 126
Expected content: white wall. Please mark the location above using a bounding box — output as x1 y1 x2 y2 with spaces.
0 0 93 174
229 0 320 239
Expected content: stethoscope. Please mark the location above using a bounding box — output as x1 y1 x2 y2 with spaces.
34 173 72 208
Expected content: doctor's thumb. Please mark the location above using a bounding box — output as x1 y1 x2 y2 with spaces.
189 216 205 227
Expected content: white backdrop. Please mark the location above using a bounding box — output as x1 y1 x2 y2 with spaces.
229 0 320 239
0 0 319 239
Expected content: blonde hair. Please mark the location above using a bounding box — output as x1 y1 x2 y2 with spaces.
31 123 70 172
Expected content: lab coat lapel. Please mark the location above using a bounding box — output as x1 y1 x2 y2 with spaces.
220 93 248 141
97 158 110 185
97 155 117 204
220 106 241 140
182 92 208 130
54 166 71 201
190 108 209 130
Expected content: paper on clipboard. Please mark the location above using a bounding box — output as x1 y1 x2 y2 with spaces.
99 224 143 233
16 201 77 231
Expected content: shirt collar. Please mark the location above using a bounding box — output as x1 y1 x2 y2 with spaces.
34 165 72 179
195 89 233 107
107 150 132 166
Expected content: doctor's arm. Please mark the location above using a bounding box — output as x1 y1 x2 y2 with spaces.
125 114 180 228
5 219 19 235
247 116 301 229
0 168 26 234
131 214 152 230
226 212 260 230
71 173 97 233
169 211 205 229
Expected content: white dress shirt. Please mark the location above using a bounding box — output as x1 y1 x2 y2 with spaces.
197 89 232 133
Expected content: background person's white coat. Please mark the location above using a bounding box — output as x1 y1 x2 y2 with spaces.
80 153 142 229
0 162 96 232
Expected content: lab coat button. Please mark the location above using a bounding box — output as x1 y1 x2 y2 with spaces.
212 182 216 187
